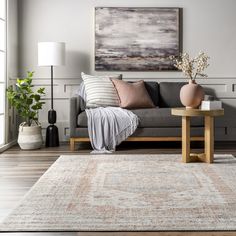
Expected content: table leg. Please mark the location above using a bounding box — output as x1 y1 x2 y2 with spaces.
205 116 214 163
182 116 190 163
70 138 75 151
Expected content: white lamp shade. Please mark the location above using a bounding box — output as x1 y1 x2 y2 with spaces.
38 42 65 66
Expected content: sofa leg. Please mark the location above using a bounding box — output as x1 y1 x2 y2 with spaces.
70 138 75 151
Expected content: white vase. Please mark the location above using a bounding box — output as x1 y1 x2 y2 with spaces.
18 123 43 150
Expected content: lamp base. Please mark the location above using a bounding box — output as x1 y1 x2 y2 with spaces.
45 124 59 147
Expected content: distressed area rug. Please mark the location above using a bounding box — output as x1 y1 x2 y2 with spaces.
1 154 236 231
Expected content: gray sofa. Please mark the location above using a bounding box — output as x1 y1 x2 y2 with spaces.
69 82 204 150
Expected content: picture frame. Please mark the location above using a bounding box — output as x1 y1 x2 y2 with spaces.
95 7 182 71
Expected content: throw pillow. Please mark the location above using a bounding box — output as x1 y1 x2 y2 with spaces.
75 81 87 101
76 82 87 111
112 79 155 109
81 72 122 108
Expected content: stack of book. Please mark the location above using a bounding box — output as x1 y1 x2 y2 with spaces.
200 100 222 110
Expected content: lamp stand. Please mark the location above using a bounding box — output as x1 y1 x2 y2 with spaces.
45 66 59 147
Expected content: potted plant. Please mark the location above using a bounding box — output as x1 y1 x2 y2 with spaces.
7 71 45 150
171 52 210 109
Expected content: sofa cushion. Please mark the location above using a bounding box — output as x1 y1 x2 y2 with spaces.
159 82 187 108
131 108 203 127
77 108 204 128
77 111 88 127
144 82 159 106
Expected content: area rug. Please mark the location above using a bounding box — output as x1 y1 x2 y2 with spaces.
1 154 236 231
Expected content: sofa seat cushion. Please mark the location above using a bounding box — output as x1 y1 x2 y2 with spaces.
77 111 88 127
131 108 203 127
77 108 204 128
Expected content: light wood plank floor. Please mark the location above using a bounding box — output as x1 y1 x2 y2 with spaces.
0 141 236 236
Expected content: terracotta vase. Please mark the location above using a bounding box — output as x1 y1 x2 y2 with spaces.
180 79 204 109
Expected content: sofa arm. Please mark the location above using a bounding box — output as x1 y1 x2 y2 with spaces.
69 97 82 137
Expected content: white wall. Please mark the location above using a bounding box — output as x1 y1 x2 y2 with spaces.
18 0 236 78
17 0 236 141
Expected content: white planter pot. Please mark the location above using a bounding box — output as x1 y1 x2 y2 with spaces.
18 123 43 150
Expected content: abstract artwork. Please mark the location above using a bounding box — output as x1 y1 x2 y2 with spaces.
95 7 181 71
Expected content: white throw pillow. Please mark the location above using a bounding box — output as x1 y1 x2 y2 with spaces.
81 72 122 108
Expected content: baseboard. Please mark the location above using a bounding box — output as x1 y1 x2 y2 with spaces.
0 139 17 153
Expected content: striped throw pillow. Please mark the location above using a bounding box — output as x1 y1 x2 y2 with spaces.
81 72 122 108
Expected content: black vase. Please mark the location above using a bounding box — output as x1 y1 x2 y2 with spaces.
45 109 59 147
48 109 57 124
46 124 59 147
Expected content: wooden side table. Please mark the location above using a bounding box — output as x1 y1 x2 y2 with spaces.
171 108 224 163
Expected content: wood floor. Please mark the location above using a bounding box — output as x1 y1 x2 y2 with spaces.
0 141 236 236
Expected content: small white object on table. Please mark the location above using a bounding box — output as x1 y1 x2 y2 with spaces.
200 100 222 110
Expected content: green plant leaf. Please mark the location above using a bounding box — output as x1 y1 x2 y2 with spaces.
6 71 45 126
34 94 40 102
26 98 33 105
37 88 45 94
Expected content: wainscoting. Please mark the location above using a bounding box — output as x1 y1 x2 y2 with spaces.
8 77 236 142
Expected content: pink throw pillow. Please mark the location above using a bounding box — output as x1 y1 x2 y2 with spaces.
112 79 155 109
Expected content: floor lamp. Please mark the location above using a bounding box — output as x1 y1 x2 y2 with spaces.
38 42 65 147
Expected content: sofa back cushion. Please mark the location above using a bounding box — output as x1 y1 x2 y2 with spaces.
159 82 187 108
144 82 159 107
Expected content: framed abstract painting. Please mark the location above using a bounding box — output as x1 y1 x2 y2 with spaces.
95 7 182 71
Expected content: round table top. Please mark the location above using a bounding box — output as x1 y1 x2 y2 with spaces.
171 108 224 117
